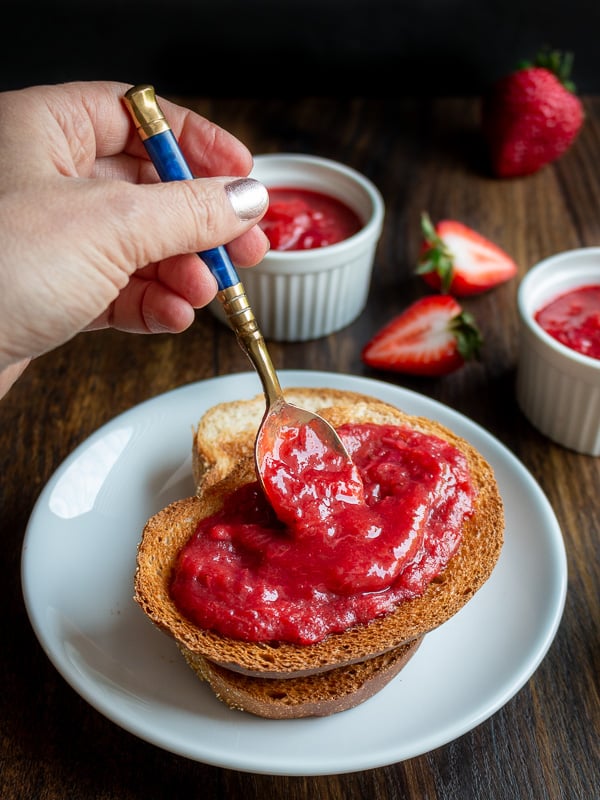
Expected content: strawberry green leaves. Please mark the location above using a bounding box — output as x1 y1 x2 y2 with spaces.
416 213 456 293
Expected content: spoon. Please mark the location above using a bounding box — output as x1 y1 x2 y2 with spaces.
122 85 357 503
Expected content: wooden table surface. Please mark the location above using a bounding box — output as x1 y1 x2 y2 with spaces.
2 95 599 799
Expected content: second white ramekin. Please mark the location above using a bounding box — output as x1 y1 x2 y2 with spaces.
516 247 600 455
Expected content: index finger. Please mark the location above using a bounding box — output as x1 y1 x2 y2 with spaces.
122 84 256 178
41 80 253 178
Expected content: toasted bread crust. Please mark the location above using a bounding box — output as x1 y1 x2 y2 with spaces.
180 637 423 719
135 389 504 679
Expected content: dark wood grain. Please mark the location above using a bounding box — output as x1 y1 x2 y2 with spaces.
1 97 599 800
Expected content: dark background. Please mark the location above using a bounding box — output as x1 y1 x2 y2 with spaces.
3 0 599 97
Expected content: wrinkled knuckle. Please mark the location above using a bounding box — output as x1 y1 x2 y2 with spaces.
86 182 157 275
180 181 221 245
108 183 153 260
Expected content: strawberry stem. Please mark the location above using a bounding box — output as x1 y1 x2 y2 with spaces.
518 47 577 93
416 212 455 293
449 311 483 361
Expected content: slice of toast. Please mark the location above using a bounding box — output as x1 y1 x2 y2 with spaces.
135 388 504 683
179 636 423 719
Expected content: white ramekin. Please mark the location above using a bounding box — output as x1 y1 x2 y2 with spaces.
516 247 600 455
210 153 385 341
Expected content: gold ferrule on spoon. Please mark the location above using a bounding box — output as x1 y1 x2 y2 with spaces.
218 283 283 405
123 84 170 140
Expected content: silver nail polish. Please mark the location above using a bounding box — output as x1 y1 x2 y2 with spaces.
225 178 269 220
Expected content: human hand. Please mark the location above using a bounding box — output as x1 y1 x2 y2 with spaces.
0 80 269 380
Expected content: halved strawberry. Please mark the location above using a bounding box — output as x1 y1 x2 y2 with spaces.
361 294 482 376
416 212 518 296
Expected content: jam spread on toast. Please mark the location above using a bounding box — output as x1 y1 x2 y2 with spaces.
170 423 475 645
259 187 362 251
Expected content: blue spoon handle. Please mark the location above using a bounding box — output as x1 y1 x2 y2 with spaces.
122 84 283 403
123 86 239 291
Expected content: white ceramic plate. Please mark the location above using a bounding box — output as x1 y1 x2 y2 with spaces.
22 371 567 776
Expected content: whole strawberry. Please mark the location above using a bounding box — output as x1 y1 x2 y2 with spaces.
482 49 584 178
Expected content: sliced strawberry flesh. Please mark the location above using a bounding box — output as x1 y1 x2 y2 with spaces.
361 295 481 376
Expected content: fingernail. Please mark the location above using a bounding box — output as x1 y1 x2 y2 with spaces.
225 178 268 220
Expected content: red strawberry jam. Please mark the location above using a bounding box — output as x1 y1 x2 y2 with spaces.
259 187 362 250
170 423 475 645
534 284 600 359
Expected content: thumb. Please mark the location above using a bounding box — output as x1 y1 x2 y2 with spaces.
106 175 269 272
